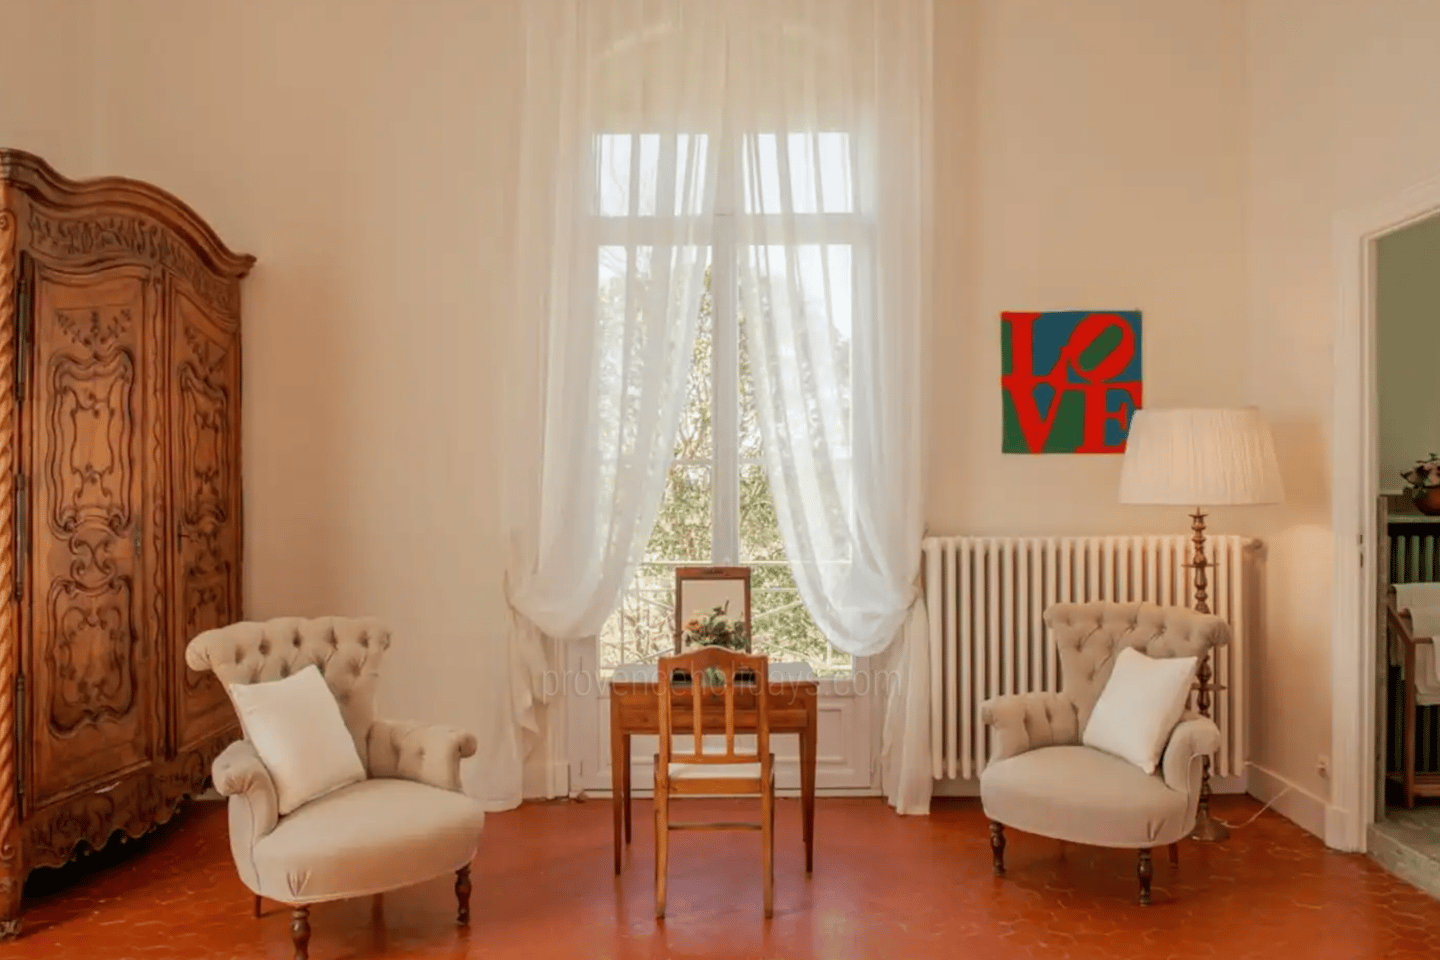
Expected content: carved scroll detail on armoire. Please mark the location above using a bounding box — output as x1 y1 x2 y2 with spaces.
0 150 253 936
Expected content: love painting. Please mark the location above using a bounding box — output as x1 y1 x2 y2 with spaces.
1000 310 1142 454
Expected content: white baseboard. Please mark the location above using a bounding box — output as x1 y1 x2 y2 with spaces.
933 778 980 798
933 774 1248 800
580 787 881 800
1247 763 1329 839
522 760 570 801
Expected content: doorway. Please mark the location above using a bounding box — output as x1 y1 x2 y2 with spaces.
1332 170 1440 878
1368 211 1440 896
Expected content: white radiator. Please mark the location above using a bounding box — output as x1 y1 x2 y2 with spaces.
921 535 1254 782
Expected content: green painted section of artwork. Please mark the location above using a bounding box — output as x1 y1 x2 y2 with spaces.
1002 390 1087 453
1079 325 1122 370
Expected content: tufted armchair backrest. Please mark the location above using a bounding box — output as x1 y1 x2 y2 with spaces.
185 616 392 769
1043 602 1230 732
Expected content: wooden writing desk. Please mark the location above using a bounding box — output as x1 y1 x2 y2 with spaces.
607 662 818 875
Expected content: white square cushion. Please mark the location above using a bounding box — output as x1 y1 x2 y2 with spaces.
1081 646 1197 774
228 664 367 815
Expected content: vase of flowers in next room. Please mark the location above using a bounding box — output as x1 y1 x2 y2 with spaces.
680 603 754 686
1402 454 1440 515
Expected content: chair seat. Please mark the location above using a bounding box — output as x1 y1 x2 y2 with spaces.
656 749 773 784
980 745 1190 848
252 778 486 903
669 760 764 780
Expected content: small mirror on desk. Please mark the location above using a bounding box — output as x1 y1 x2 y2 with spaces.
673 565 752 654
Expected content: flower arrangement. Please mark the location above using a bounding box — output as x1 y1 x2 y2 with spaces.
680 602 751 653
1403 454 1440 494
1403 454 1440 515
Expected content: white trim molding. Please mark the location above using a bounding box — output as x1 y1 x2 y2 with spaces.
1249 763 1329 840
1330 169 1440 852
933 774 1250 800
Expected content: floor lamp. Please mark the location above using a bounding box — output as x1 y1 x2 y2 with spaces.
1118 407 1283 842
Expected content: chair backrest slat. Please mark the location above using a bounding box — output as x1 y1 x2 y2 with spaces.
691 671 703 756
725 660 736 756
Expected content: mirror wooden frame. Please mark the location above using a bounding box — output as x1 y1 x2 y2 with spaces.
673 566 752 655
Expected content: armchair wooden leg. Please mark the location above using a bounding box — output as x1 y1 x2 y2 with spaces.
1168 842 1180 868
1138 849 1153 906
455 865 472 926
291 906 311 960
989 822 1006 876
253 894 262 918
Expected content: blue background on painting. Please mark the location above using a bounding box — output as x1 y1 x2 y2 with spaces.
1032 382 1056 417
1027 310 1143 385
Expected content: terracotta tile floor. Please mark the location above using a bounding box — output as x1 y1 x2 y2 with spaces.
2 794 1438 960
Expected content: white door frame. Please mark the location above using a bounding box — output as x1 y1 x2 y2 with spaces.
1330 169 1440 852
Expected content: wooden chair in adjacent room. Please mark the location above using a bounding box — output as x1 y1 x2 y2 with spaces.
1385 583 1440 807
654 646 774 919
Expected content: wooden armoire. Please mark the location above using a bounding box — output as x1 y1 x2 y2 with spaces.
0 150 251 936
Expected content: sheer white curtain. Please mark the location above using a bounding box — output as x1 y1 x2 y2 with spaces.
729 1 934 814
499 0 933 815
495 0 728 809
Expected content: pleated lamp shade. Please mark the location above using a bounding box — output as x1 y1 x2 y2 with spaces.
1119 407 1284 507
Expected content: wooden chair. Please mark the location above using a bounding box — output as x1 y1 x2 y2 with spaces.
1385 585 1440 807
654 646 774 919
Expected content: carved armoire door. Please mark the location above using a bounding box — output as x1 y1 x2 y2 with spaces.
167 270 242 754
21 259 162 810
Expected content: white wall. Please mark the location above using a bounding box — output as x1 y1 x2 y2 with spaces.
1247 0 1440 833
929 0 1250 537
16 0 1439 836
1377 214 1440 494
0 0 97 174
89 0 524 787
60 0 1263 812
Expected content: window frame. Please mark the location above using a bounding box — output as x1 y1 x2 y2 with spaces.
592 129 866 675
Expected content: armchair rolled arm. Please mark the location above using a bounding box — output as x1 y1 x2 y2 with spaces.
212 740 279 842
979 692 1080 764
1160 716 1221 794
367 719 478 792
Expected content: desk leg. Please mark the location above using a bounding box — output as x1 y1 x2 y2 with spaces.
611 708 624 874
622 733 632 843
802 699 817 874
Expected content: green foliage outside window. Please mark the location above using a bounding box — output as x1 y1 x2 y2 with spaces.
598 265 849 675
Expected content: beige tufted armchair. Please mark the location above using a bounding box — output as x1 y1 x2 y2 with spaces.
186 617 486 960
980 602 1229 905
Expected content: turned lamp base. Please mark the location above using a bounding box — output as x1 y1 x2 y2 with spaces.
1190 803 1231 843
1187 507 1230 844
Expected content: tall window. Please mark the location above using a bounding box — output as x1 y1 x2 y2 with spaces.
594 131 858 676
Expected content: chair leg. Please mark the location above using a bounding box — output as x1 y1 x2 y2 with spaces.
655 788 669 919
1138 849 1153 906
291 906 311 960
761 778 775 919
253 894 262 918
1168 842 1179 868
455 865 471 926
989 822 1006 876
